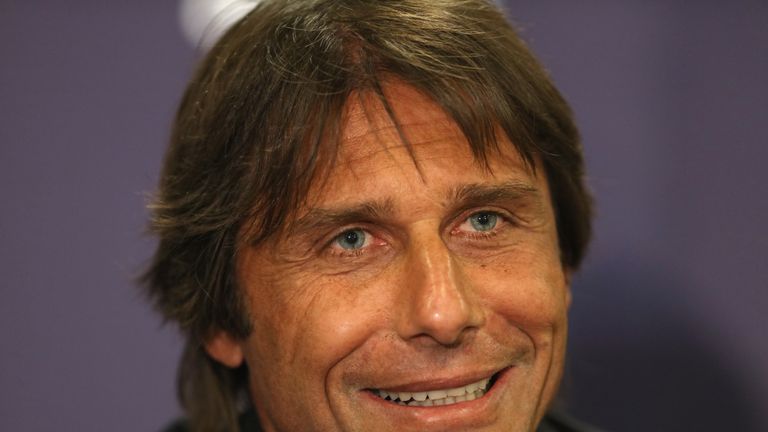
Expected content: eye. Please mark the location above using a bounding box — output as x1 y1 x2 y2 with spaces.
465 211 499 232
333 228 368 250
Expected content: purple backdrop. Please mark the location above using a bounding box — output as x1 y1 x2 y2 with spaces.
1 1 765 431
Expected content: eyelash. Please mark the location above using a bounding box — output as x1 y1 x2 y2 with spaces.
460 227 499 240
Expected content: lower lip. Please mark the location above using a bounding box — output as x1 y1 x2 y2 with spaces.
363 367 513 428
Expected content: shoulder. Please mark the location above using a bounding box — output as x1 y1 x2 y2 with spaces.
160 418 188 432
538 410 606 432
163 410 598 432
160 410 262 432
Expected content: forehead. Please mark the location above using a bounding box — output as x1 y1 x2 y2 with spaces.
305 82 541 206
341 84 462 152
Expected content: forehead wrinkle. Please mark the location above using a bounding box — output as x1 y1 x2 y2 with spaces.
336 137 466 172
336 120 471 178
342 112 460 144
335 139 404 168
340 91 462 166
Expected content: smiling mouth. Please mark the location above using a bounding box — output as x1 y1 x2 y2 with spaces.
370 372 500 407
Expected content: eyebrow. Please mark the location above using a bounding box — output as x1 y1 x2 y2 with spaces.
449 181 542 210
290 198 396 237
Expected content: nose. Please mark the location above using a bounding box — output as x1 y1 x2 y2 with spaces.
396 229 485 346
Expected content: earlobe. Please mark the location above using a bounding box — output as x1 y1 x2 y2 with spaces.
204 330 245 368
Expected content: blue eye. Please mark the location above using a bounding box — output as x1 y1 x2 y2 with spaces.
335 229 367 250
468 212 498 232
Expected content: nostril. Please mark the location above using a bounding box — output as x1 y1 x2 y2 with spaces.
408 324 478 348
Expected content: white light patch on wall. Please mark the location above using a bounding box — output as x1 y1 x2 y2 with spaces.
179 0 261 50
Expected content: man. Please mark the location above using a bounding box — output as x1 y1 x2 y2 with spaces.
144 0 595 431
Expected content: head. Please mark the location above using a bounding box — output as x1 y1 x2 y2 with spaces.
144 1 591 431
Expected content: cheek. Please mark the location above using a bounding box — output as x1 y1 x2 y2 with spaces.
470 250 569 331
239 271 389 430
244 267 386 384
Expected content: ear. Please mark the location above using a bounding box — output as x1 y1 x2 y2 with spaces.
204 330 244 368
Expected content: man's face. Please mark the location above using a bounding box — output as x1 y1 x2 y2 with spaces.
212 83 571 431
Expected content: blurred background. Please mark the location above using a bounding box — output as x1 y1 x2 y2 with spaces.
1 1 765 431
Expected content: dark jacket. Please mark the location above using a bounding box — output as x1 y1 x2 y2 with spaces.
164 409 602 432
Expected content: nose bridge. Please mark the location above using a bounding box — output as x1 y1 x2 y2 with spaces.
397 227 484 345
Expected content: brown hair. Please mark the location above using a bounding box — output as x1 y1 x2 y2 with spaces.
143 0 591 430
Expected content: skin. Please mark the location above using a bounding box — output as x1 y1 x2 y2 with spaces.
206 83 572 432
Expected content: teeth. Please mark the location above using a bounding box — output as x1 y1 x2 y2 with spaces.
467 381 480 393
375 377 491 407
446 386 466 397
428 389 447 400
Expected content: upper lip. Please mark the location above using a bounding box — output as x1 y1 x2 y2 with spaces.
367 367 504 393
